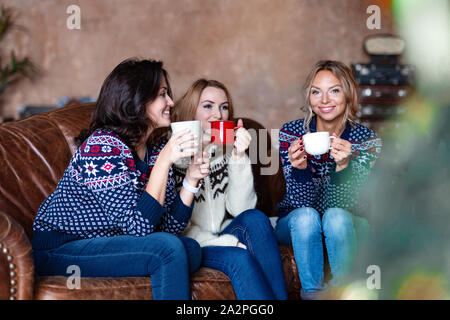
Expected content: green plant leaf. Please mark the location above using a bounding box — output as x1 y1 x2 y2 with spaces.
0 5 36 97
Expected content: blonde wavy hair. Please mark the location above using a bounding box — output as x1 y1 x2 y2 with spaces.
302 60 359 130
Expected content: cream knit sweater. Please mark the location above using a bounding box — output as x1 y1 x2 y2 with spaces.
173 145 257 247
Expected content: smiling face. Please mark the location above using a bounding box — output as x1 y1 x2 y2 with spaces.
146 77 174 128
309 70 347 128
195 86 230 131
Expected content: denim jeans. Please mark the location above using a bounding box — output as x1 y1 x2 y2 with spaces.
275 207 370 294
202 209 288 300
32 232 202 300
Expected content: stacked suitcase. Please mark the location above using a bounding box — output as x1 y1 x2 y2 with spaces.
352 35 415 136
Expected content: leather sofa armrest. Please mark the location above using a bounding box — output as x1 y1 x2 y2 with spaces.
0 211 34 300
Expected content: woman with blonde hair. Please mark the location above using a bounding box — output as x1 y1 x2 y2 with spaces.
276 60 382 299
171 79 287 300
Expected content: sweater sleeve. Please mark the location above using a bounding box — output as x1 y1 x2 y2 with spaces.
143 141 193 235
324 133 382 214
157 192 193 235
78 137 165 236
225 154 258 217
276 124 318 218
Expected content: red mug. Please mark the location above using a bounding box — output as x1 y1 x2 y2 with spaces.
210 121 240 145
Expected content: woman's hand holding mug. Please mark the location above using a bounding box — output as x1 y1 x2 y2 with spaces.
160 129 197 165
288 135 308 170
232 119 252 159
330 133 352 172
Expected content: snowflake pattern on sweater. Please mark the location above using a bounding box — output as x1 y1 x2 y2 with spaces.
277 117 382 218
33 129 190 241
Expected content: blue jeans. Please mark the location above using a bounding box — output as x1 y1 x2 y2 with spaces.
275 207 370 293
202 209 288 300
32 232 202 300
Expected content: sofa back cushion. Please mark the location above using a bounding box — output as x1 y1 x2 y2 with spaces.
0 103 95 238
240 118 286 217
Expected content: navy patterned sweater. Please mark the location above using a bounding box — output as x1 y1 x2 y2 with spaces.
277 116 382 219
32 129 192 250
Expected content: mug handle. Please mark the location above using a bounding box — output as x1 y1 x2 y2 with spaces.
329 135 336 150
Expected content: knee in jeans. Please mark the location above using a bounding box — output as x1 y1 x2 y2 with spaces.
180 237 202 274
229 248 257 271
322 208 353 237
181 237 201 255
148 232 186 257
287 207 321 238
237 209 270 228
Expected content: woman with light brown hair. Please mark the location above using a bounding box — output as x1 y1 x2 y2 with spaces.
171 78 288 300
276 60 382 299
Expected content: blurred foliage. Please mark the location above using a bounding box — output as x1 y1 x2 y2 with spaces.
328 0 450 300
0 5 37 96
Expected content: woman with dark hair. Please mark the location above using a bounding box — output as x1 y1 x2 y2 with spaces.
171 79 287 300
276 60 382 299
31 58 210 300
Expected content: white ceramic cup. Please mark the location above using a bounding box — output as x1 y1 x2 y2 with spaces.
303 131 336 156
170 120 202 154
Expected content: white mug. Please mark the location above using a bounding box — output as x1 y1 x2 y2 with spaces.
303 131 335 156
170 120 202 154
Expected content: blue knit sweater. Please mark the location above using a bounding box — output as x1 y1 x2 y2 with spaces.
32 129 193 250
277 116 382 219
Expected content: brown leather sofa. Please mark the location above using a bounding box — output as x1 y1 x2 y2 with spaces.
0 102 302 300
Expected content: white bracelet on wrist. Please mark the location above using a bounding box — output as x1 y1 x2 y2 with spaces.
183 178 201 194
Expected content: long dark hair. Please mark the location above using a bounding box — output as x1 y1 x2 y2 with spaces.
75 58 172 150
